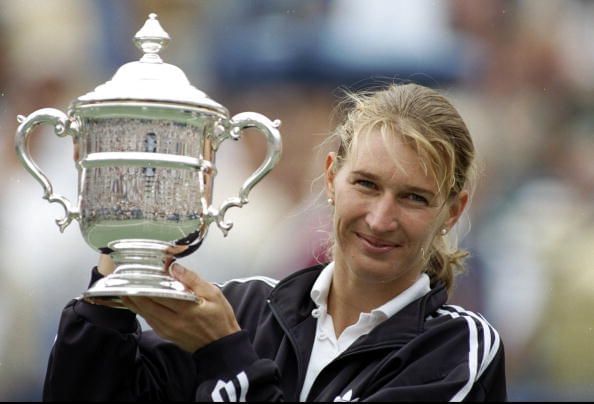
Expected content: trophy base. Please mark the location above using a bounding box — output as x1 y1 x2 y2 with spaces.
83 239 199 310
83 273 198 309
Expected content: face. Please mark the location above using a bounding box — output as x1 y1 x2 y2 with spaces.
326 130 468 291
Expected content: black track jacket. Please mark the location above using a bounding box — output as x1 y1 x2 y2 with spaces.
43 264 507 401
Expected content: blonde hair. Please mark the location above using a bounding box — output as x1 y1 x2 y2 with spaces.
327 83 477 294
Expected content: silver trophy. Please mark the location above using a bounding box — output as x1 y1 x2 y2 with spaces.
14 13 282 307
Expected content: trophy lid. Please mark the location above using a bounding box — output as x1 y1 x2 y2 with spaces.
74 13 228 116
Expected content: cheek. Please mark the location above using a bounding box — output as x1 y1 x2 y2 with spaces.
400 210 440 241
332 203 350 243
332 194 363 244
334 191 366 226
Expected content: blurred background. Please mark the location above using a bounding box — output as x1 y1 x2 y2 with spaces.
0 0 593 400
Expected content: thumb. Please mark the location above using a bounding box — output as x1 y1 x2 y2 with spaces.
169 262 200 290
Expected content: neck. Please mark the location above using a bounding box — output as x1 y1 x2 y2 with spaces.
327 259 419 337
327 282 363 338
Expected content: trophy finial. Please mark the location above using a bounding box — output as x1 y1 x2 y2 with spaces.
134 13 171 63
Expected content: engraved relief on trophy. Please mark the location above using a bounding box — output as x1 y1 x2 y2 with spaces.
78 117 208 249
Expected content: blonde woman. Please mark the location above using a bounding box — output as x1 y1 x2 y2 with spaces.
45 83 506 401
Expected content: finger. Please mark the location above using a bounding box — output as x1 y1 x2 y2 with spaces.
120 296 148 316
165 245 189 256
120 296 140 313
169 262 216 297
147 295 204 312
121 296 175 318
97 254 116 276
163 255 176 271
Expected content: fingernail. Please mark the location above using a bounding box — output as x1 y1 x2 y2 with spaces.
169 262 185 277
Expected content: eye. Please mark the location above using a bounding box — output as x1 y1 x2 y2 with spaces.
354 179 377 190
404 193 428 205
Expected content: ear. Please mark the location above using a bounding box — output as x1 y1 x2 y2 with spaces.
325 152 337 199
443 190 469 230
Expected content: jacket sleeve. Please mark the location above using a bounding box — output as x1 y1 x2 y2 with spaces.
346 313 508 403
192 330 284 402
44 269 286 402
358 342 507 402
43 267 199 401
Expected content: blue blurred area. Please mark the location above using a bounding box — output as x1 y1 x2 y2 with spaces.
0 0 593 400
204 0 468 90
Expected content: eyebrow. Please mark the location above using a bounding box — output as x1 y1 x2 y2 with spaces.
351 170 436 198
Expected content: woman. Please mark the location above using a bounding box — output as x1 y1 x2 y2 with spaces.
44 83 507 401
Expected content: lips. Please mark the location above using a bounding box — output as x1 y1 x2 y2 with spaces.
355 232 399 253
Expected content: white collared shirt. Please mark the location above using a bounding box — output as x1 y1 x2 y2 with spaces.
299 262 431 401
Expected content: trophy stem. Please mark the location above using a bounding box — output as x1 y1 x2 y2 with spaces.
83 239 198 309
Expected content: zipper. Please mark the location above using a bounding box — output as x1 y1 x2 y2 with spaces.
306 340 406 400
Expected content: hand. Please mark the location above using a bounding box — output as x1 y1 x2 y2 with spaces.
121 262 241 353
97 253 116 276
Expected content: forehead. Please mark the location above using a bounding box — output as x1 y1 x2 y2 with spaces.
348 130 437 190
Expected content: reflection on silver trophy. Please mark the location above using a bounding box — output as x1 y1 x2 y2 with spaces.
14 13 282 307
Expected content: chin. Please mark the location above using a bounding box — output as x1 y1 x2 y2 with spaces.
348 260 400 284
349 253 420 285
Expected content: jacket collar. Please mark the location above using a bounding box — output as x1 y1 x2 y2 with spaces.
268 264 323 328
268 264 449 350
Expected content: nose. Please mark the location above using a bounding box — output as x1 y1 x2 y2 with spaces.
365 194 398 233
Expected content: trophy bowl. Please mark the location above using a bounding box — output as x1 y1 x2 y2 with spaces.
14 13 282 308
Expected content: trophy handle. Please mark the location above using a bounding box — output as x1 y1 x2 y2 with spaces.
15 108 80 232
210 112 282 236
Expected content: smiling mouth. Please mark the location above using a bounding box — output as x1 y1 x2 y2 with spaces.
356 232 400 252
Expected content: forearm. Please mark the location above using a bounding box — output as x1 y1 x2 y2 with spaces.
43 299 142 401
43 270 199 402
